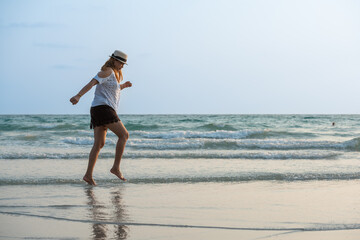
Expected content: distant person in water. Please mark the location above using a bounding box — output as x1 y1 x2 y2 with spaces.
70 50 132 185
332 122 335 126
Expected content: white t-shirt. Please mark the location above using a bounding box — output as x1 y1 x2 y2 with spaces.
91 70 121 111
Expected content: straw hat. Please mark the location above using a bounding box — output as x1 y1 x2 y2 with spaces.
110 50 128 65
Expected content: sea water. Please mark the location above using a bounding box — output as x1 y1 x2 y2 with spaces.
1 114 360 183
1 115 360 239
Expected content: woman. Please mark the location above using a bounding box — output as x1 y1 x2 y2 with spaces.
70 50 132 185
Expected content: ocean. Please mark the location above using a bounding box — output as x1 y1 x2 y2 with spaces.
1 114 360 239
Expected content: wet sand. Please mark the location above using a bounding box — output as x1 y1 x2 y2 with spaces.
1 180 360 239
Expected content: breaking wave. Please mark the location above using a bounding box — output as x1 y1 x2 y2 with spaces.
1 172 360 185
0 150 340 160
61 136 360 152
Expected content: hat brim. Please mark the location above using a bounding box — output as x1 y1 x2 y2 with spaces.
110 56 128 65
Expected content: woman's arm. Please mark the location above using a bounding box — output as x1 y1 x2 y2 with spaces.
70 79 98 105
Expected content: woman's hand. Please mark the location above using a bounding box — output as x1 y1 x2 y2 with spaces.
70 95 81 105
123 81 132 88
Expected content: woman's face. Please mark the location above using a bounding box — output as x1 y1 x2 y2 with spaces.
114 60 124 70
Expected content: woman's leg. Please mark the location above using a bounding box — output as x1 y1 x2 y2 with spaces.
106 121 129 181
83 126 107 185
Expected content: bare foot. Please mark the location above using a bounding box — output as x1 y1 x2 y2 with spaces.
83 175 96 186
110 168 127 181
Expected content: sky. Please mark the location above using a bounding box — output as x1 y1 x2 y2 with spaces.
0 0 360 114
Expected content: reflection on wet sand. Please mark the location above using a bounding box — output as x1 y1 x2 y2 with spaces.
85 187 129 240
112 189 129 239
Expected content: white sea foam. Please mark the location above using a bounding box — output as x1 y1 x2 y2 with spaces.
63 137 94 145
0 150 340 160
61 136 360 152
132 129 268 139
1 172 360 185
62 137 116 145
124 150 340 160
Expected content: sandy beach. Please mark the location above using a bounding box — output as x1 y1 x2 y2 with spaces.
1 180 360 239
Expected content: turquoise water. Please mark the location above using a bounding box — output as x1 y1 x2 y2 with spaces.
1 114 360 184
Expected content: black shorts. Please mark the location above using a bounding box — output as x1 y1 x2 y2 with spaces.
90 105 120 129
